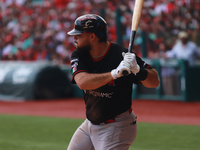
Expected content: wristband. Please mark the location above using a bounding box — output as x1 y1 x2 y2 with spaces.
136 68 148 81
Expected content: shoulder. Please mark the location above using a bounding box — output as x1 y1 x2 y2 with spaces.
110 43 128 53
71 49 78 58
71 49 90 59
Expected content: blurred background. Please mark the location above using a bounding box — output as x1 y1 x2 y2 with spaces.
0 0 200 101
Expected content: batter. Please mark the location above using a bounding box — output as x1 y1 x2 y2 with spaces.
67 14 159 150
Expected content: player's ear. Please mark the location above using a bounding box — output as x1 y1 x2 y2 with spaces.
89 33 96 41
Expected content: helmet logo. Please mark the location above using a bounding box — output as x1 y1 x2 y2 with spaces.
83 20 94 29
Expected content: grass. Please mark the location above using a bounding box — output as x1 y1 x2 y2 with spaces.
0 115 80 150
132 123 200 150
0 114 199 150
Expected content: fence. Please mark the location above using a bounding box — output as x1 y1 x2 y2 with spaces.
0 60 199 101
132 59 200 102
0 61 73 101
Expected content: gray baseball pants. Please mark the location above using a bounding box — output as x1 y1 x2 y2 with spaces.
67 109 137 150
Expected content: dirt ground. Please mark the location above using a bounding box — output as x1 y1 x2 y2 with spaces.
0 98 200 125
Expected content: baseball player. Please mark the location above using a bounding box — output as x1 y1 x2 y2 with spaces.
67 14 159 150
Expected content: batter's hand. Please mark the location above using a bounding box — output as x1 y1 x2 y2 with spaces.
111 60 131 79
122 52 140 74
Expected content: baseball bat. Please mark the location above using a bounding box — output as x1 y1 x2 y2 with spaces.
123 0 144 75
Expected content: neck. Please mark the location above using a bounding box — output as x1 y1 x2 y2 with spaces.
90 41 109 60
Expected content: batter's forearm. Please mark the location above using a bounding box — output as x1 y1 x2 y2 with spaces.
74 72 113 90
141 69 160 88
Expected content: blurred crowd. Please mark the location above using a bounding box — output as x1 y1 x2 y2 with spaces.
0 0 200 65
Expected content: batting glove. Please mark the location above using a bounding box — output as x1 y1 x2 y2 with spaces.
111 60 131 79
122 52 140 74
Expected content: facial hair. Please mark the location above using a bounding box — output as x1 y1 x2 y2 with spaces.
76 44 92 55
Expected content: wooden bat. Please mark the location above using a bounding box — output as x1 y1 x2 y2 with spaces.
128 0 144 52
123 0 144 75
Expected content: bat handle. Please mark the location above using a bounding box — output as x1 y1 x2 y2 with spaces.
122 31 137 76
122 70 129 76
128 31 136 52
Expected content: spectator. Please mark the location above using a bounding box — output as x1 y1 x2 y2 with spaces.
158 42 181 95
158 31 200 95
165 31 200 66
0 0 199 64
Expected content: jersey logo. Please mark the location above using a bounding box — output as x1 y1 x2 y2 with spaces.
72 66 77 74
86 90 113 98
83 20 94 29
71 58 79 74
71 58 79 63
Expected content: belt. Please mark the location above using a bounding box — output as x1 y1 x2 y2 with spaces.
97 108 133 125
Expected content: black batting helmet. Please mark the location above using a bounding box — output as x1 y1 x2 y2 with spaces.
67 14 107 41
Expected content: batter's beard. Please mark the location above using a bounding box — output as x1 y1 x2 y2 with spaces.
76 44 92 55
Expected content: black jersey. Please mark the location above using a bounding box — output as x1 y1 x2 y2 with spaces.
70 42 151 124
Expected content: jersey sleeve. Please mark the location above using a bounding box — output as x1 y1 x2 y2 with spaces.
70 50 88 84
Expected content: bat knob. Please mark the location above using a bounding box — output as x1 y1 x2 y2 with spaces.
122 70 129 76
